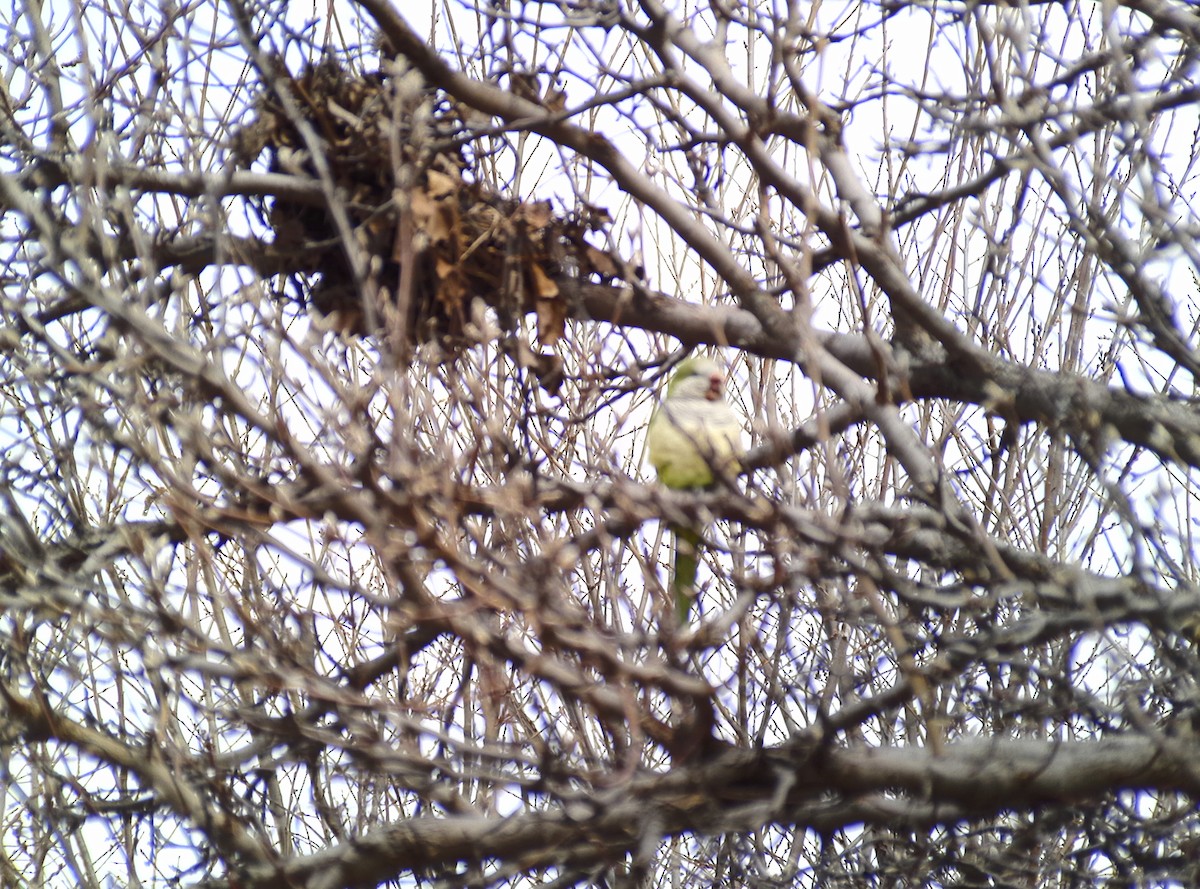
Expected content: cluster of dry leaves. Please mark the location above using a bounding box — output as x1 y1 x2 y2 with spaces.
233 57 625 352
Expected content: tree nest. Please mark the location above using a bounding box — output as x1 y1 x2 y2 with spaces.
232 57 627 351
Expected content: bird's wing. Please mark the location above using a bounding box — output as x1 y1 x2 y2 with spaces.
648 399 741 489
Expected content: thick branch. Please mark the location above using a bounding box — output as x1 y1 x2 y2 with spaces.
208 732 1200 889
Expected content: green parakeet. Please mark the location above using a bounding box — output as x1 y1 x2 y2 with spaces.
646 357 743 623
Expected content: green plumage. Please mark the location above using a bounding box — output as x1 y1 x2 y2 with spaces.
646 358 742 624
670 524 702 624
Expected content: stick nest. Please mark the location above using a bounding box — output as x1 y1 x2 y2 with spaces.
232 57 628 351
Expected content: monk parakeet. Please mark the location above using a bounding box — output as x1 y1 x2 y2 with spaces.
646 357 742 623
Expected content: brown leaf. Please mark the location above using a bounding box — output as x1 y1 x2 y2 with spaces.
438 267 469 315
512 340 565 396
410 187 435 223
585 245 620 279
509 71 541 103
411 187 455 241
533 265 566 346
580 201 613 229
544 87 567 115
435 256 457 280
528 263 559 298
425 168 458 199
518 200 554 230
536 299 567 347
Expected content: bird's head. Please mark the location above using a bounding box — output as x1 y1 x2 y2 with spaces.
667 357 727 401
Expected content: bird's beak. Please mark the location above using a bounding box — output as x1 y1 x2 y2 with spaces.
706 372 723 400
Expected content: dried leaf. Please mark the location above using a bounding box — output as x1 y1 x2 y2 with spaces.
544 87 567 115
533 264 566 346
512 340 565 395
411 187 454 241
509 71 541 103
518 200 554 230
581 201 613 228
536 295 567 347
534 351 565 395
529 263 559 298
438 268 469 315
410 187 435 222
426 169 458 199
585 245 620 279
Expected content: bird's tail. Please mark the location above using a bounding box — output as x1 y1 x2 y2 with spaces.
670 523 703 624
